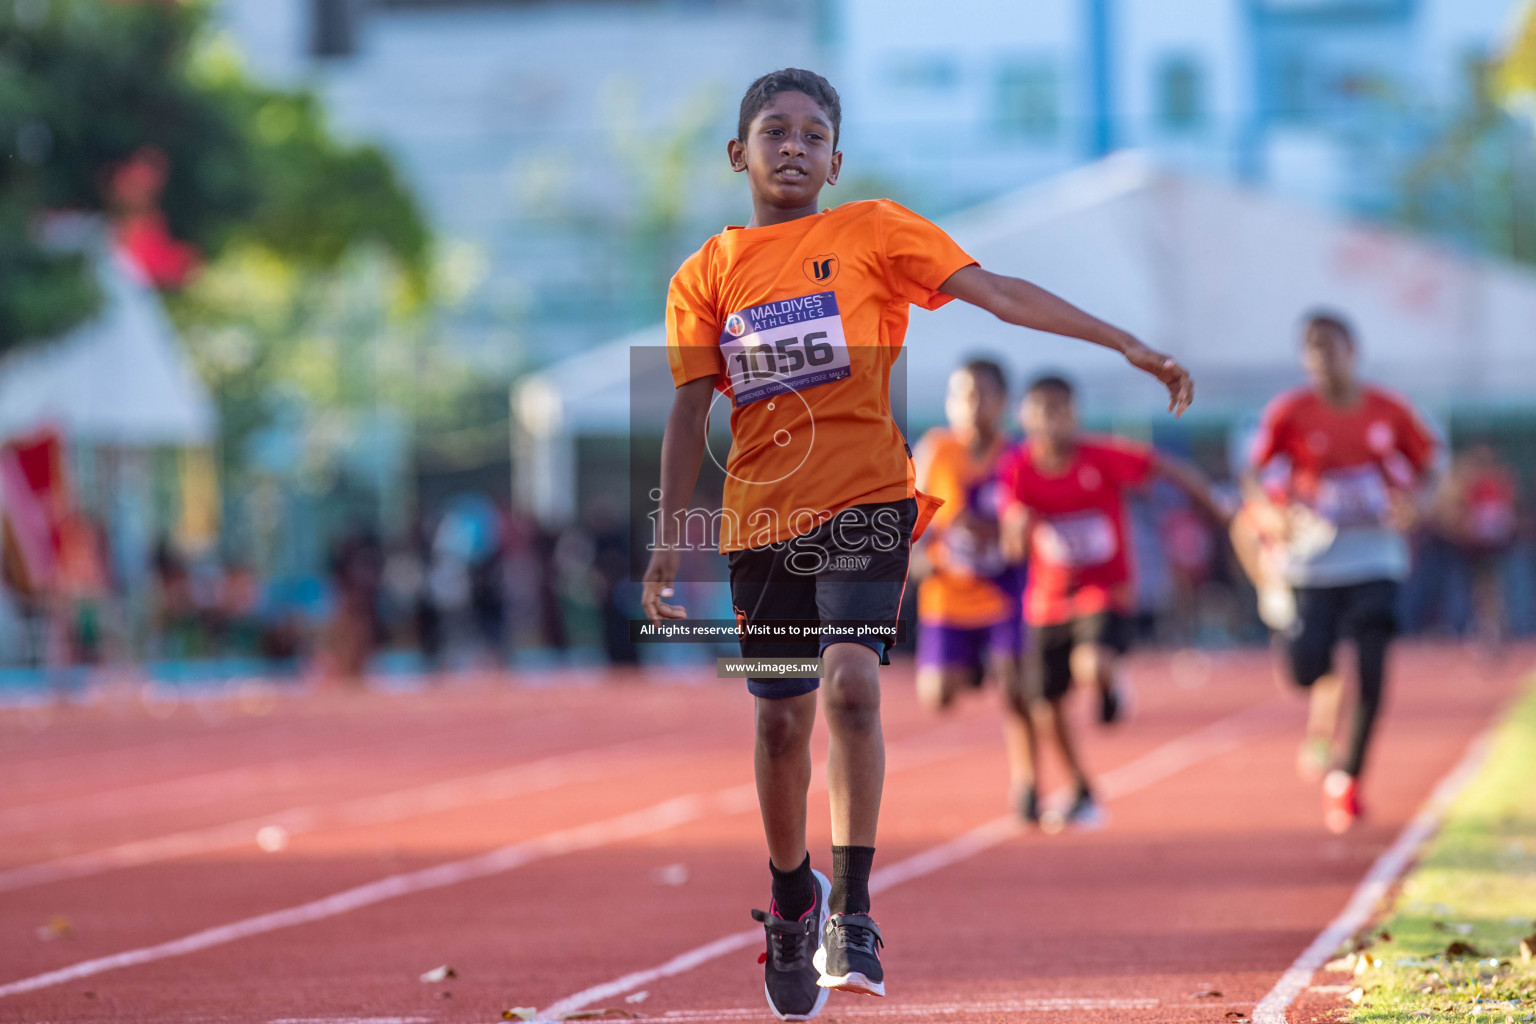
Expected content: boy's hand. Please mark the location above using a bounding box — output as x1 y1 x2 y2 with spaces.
1122 339 1194 416
641 549 687 624
999 502 1030 563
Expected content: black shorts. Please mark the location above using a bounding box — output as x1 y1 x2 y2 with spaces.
1027 611 1131 702
1286 580 1399 688
728 498 915 700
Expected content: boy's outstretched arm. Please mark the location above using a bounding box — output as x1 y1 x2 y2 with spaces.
641 375 714 624
1152 454 1233 527
938 265 1194 416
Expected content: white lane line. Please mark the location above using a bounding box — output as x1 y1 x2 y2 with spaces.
536 699 1284 1022
651 996 1162 1019
1251 727 1498 1024
0 731 973 999
0 733 696 894
0 791 726 999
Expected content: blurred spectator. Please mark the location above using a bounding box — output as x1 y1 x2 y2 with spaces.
587 500 639 666
220 560 262 656
326 528 384 682
57 513 112 665
1421 444 1519 649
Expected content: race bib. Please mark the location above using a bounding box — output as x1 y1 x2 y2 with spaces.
946 479 1007 577
1034 510 1118 569
1315 466 1389 528
720 291 851 406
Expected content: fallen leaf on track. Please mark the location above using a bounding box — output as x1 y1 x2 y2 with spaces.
502 1009 537 1021
1192 989 1223 999
419 965 457 983
559 1011 645 1020
34 915 72 941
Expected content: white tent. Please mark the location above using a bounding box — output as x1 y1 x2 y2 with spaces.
0 249 216 445
904 151 1536 420
513 153 1536 517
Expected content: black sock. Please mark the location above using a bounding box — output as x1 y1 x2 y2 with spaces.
769 852 815 921
830 845 875 915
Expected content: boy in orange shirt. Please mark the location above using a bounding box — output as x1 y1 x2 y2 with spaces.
640 68 1192 1020
911 359 1038 821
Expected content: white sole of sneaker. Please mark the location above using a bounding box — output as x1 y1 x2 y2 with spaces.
812 945 886 996
764 870 833 1021
813 964 885 996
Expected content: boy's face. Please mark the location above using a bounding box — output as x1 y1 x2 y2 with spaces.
1021 388 1077 447
1302 323 1356 392
728 90 841 209
945 368 1005 436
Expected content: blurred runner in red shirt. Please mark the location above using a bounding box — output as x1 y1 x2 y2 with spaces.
999 375 1227 830
1244 311 1438 834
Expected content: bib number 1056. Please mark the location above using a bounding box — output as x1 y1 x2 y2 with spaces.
732 332 837 380
719 290 851 405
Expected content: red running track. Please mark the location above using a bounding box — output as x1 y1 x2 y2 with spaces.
0 642 1528 1024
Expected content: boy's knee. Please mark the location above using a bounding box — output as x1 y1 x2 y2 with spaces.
755 699 813 758
822 652 881 729
1070 643 1111 686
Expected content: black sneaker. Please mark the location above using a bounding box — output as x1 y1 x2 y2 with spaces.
1015 784 1041 825
750 869 831 1021
1098 681 1122 725
1041 783 1106 833
814 912 885 996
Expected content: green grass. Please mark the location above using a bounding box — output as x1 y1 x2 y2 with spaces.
1340 677 1536 1024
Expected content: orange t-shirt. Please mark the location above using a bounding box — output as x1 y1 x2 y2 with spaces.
666 199 977 552
914 428 1016 628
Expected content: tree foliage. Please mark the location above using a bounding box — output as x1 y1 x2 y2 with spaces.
0 0 429 354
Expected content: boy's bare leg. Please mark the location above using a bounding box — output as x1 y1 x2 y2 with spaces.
1299 672 1344 780
822 642 884 847
754 690 818 871
916 665 976 713
1069 642 1112 701
1034 695 1089 787
1071 641 1125 724
995 655 1039 793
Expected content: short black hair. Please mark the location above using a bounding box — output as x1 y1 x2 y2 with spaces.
737 68 842 148
1302 308 1356 348
959 356 1007 396
1025 373 1074 400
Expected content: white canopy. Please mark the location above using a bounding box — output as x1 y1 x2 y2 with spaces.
904 151 1536 419
512 153 1536 518
525 151 1536 433
0 250 216 446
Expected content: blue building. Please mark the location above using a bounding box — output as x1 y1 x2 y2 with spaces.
833 0 1517 214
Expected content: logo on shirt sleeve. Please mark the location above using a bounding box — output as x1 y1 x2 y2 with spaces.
803 254 839 285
